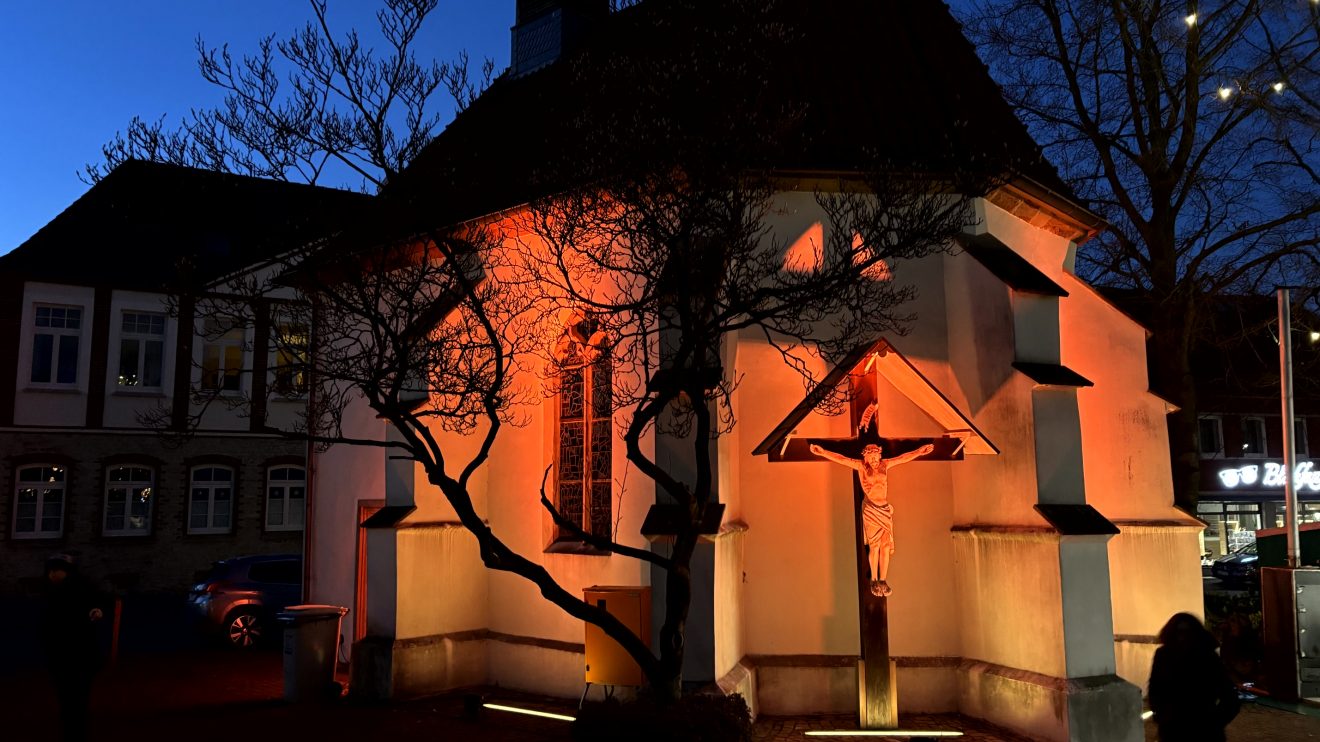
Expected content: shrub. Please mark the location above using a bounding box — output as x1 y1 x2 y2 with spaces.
1205 590 1263 685
572 692 752 742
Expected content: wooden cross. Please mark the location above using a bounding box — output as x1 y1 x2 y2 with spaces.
776 366 963 729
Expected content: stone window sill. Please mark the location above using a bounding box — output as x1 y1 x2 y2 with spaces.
544 538 612 557
112 389 168 399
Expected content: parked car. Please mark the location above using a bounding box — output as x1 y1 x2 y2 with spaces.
1211 542 1259 587
188 554 302 648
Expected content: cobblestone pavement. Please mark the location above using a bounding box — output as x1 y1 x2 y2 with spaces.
4 649 1320 741
1154 701 1320 742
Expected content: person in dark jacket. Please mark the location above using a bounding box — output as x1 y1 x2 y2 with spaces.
40 554 105 742
1148 612 1241 742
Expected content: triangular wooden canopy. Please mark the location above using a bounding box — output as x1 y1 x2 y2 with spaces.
752 338 998 457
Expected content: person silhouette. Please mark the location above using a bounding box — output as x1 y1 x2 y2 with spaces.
1147 612 1240 742
40 554 105 742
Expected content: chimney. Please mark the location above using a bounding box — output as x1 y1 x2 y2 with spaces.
511 0 610 77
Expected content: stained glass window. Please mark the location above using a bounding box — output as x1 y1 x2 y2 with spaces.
557 354 612 541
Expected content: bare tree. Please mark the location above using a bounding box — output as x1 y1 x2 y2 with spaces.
87 0 678 704
960 0 1320 510
84 0 492 189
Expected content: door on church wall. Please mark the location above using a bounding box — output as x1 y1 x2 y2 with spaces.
355 500 384 642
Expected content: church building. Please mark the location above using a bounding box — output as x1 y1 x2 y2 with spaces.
305 2 1203 740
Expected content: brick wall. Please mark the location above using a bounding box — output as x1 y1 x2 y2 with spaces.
0 430 305 594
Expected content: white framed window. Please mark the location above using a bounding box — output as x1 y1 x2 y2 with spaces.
188 466 234 534
1297 418 1310 458
1241 417 1268 458
117 311 165 389
104 465 153 536
266 466 306 531
31 305 82 385
13 465 66 539
1198 416 1224 458
270 322 309 397
200 319 245 394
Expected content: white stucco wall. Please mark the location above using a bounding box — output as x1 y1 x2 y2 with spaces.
309 187 1195 733
309 390 387 648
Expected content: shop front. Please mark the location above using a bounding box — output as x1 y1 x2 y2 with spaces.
1197 458 1320 561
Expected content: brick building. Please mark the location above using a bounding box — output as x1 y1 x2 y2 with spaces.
0 161 368 593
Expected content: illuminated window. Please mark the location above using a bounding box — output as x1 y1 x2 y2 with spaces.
555 323 613 541
31 305 82 385
1198 416 1224 457
189 466 234 534
1241 417 1267 457
200 319 245 393
266 466 306 531
13 465 65 539
270 323 309 397
104 465 153 536
118 311 165 388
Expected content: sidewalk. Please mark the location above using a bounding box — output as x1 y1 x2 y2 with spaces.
3 649 1319 741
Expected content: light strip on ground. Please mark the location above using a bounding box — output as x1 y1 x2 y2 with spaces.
805 732 963 738
482 702 577 722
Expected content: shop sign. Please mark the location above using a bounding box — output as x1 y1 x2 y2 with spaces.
1218 460 1320 491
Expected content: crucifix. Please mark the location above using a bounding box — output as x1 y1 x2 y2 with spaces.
776 362 964 729
755 338 988 730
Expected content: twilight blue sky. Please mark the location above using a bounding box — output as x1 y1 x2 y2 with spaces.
0 1 515 255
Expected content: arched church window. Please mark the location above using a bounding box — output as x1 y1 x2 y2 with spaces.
555 315 612 540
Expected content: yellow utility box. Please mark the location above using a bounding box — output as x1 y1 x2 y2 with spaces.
583 585 651 686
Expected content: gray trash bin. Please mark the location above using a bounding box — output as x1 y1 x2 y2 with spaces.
277 604 348 702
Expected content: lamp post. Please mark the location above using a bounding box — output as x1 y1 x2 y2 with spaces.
1280 287 1299 567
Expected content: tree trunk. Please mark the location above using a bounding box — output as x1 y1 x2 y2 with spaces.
654 531 696 701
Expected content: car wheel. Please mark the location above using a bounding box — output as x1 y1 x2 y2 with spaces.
224 608 264 649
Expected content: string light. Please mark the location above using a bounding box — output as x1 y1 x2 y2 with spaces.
1184 13 1198 27
1273 81 1286 93
1218 86 1234 100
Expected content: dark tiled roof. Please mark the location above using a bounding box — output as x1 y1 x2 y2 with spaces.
385 0 1072 225
1 160 373 291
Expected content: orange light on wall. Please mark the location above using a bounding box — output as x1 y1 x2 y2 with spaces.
783 222 825 273
853 233 892 281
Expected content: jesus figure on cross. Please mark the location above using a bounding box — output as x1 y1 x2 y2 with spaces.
809 441 935 597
